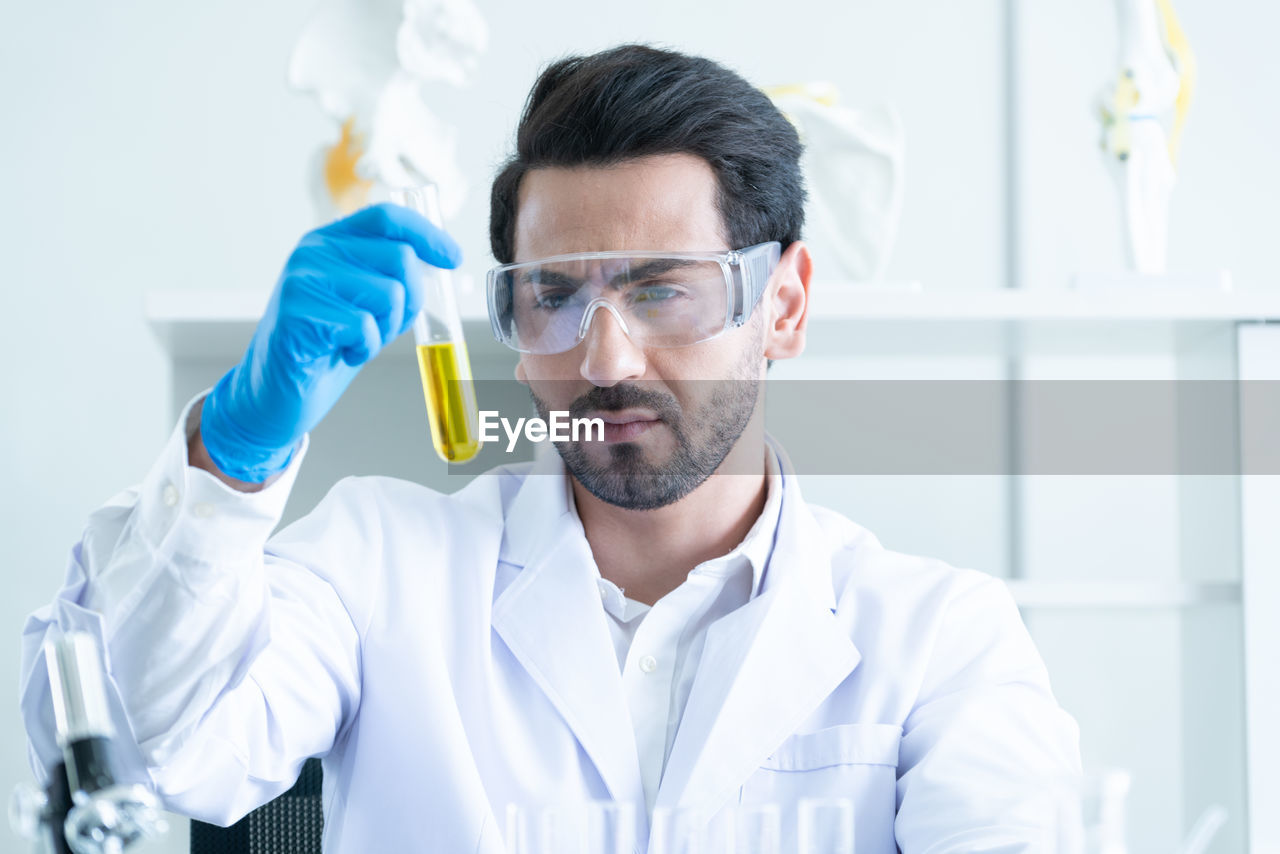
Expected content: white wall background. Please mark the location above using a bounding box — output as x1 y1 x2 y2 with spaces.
1 1 1276 852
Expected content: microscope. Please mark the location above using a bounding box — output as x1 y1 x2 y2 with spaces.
11 632 168 854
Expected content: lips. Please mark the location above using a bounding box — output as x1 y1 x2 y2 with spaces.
586 409 662 443
593 409 660 425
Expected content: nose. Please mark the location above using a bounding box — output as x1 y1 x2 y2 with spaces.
579 301 646 387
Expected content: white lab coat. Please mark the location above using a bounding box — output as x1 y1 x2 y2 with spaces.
20 395 1081 853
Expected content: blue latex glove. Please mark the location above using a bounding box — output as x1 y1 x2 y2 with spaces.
200 203 462 482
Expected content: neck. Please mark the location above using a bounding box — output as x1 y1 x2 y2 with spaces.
571 420 769 606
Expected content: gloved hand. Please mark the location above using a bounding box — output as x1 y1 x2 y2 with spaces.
199 203 462 483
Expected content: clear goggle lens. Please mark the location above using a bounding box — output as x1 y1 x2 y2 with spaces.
487 243 780 355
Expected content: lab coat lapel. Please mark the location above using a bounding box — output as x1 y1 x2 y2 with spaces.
491 450 644 808
655 464 862 817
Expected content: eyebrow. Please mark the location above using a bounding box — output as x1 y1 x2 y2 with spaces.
519 258 700 290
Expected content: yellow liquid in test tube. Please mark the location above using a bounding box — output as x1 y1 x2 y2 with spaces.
388 182 479 465
416 342 480 463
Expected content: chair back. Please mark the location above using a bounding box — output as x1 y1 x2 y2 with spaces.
189 758 323 854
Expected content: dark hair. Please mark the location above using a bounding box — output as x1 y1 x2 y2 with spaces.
489 44 806 264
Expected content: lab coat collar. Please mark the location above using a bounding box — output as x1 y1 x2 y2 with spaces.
654 438 861 817
491 448 646 808
756 437 833 609
495 444 574 570
739 441 783 598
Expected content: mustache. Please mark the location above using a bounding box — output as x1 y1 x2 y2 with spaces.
567 383 682 423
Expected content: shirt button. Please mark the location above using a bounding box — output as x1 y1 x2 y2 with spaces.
162 483 179 507
639 655 658 673
193 502 215 518
599 583 609 601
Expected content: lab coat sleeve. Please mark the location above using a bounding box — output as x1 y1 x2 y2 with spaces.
18 392 366 825
893 572 1082 853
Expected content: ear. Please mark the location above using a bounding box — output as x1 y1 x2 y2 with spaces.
763 241 812 361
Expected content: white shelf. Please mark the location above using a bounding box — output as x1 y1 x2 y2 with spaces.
808 282 1277 320
146 287 1280 360
802 285 1280 358
1006 580 1242 609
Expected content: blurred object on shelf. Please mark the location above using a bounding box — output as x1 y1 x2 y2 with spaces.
1098 0 1196 274
288 0 488 222
766 82 904 282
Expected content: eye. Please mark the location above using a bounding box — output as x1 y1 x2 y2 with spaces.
532 289 575 310
631 284 682 304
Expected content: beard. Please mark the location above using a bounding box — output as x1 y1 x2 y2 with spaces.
529 341 763 511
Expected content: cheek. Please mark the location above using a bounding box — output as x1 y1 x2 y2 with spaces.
521 354 570 384
522 356 585 407
653 332 759 382
661 362 738 416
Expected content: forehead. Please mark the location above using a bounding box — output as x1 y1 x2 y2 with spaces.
513 153 729 262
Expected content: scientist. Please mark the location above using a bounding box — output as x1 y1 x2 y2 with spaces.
21 44 1081 852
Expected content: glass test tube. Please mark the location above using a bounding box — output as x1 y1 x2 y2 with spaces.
651 805 781 854
388 184 481 463
504 801 636 854
797 797 854 854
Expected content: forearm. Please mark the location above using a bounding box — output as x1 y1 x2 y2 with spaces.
20 394 367 824
21 392 306 773
186 395 281 494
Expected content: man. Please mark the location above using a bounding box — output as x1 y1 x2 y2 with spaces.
21 44 1081 851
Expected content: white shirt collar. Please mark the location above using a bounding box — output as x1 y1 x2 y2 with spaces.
576 444 784 611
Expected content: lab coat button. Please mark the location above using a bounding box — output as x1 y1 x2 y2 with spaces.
162 483 179 507
193 502 214 518
639 655 657 673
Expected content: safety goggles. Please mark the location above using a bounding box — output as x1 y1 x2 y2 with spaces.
486 242 782 355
